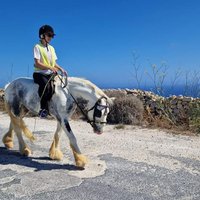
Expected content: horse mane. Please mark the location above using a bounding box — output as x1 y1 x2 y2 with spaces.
4 83 10 90
69 77 109 99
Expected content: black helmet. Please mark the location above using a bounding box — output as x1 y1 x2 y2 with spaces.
39 25 55 39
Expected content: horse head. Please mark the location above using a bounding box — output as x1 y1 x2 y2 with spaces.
67 77 115 135
86 96 113 134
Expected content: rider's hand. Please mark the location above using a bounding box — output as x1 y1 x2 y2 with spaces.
63 70 68 76
51 68 58 74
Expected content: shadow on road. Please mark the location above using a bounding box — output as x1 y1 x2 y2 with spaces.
0 147 84 171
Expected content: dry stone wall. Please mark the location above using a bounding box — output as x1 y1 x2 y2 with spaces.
105 89 200 126
0 89 4 111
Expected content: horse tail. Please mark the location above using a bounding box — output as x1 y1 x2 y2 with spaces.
4 101 36 142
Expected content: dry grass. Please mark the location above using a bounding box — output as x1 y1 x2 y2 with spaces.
0 91 4 111
189 101 200 134
106 94 144 125
114 124 126 129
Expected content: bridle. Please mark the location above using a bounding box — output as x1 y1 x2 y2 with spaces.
87 96 109 125
69 94 109 128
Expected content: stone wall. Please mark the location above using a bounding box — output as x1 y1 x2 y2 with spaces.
105 89 200 127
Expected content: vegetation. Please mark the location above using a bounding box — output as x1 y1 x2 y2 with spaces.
189 101 200 134
0 90 4 111
131 52 200 98
104 90 144 125
114 124 125 129
130 53 200 134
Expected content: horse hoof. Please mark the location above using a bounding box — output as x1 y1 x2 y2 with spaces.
4 142 14 149
75 154 88 168
49 149 63 161
2 137 14 149
22 147 32 156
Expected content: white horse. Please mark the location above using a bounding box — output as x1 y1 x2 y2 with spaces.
2 75 113 168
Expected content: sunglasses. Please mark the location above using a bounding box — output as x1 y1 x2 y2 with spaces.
45 33 55 38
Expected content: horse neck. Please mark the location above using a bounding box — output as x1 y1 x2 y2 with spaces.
68 84 99 109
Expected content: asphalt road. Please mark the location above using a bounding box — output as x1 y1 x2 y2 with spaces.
0 113 200 200
1 151 200 200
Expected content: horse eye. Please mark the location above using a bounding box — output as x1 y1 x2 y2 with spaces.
97 100 102 105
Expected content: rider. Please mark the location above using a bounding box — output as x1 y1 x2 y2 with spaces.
33 25 66 118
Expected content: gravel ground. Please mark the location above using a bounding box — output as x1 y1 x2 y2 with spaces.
0 111 200 199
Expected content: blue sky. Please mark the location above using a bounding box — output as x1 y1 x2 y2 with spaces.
1 0 200 88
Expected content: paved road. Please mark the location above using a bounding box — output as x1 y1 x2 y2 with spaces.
0 113 200 199
1 152 199 200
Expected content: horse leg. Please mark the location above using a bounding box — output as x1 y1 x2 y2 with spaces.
61 119 88 168
7 109 33 156
12 122 32 156
49 122 63 160
2 122 14 149
19 118 35 141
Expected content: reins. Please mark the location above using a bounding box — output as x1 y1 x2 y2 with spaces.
67 91 95 127
40 72 67 102
56 73 68 88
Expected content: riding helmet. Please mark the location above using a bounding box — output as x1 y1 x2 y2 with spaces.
39 25 55 38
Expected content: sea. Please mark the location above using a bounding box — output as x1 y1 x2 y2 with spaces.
101 84 200 98
0 81 199 98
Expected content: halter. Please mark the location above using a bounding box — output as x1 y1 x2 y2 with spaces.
69 94 109 128
87 96 109 125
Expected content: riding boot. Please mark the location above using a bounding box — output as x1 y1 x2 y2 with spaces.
39 100 49 118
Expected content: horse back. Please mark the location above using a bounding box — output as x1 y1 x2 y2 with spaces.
4 78 40 115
